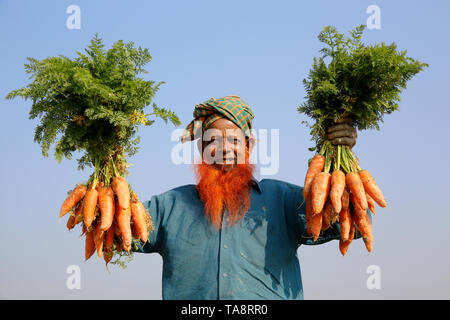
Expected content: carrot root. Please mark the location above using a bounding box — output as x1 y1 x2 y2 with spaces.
339 220 355 256
60 184 87 217
82 186 99 229
112 176 130 210
303 155 325 200
130 191 149 243
359 170 387 207
310 172 331 214
346 172 368 210
330 170 345 214
98 186 115 231
115 198 132 252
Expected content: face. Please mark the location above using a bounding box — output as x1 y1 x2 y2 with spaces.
199 118 254 171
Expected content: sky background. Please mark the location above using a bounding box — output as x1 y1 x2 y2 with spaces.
1 0 449 299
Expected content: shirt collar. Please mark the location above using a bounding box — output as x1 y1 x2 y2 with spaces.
251 177 262 193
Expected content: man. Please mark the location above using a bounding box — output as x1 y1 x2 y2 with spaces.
136 95 358 299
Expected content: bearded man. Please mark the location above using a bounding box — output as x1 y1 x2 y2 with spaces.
136 95 359 300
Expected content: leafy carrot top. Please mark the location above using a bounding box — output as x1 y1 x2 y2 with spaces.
6 33 180 172
298 25 428 151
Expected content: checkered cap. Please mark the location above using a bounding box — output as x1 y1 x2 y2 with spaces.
181 95 254 143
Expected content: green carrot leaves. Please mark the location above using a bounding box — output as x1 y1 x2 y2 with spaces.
6 34 181 171
298 25 428 152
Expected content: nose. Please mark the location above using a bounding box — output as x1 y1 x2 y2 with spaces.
216 138 234 158
223 138 235 153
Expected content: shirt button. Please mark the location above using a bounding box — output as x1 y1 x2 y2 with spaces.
223 273 228 278
223 244 228 249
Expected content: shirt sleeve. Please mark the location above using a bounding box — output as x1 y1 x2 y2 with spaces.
133 194 163 254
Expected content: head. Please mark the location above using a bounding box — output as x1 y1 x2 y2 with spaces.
194 117 257 229
181 96 257 229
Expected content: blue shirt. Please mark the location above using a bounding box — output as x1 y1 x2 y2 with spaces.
136 178 358 300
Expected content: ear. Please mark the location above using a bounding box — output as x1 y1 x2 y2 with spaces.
247 134 256 155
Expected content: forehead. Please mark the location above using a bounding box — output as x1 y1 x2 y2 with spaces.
207 118 244 136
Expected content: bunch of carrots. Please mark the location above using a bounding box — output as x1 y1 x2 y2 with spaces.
303 140 386 255
59 158 153 265
298 25 427 255
4 35 180 267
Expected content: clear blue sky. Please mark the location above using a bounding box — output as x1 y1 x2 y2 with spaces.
1 0 449 299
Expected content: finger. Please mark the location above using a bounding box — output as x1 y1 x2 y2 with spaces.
327 123 354 133
330 137 355 147
328 129 355 140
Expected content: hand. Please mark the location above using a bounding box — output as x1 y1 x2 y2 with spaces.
327 118 357 148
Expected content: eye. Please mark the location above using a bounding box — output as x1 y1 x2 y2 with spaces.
206 136 221 146
228 136 240 144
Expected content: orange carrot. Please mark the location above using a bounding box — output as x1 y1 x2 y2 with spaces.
366 192 376 216
328 200 340 225
83 184 99 229
85 230 96 261
115 198 132 252
349 218 356 240
130 191 149 242
93 222 104 258
341 188 350 211
353 203 373 253
98 185 115 232
358 170 387 207
66 215 76 230
60 184 87 217
112 176 130 209
346 172 368 210
306 192 322 241
73 202 84 225
339 217 355 256
310 210 322 241
330 170 346 214
339 207 351 242
326 197 339 223
103 224 115 265
321 200 331 231
303 155 325 200
310 172 331 214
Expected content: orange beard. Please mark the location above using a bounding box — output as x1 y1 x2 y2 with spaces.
194 159 255 229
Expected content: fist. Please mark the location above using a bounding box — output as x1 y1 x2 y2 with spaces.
327 118 357 147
